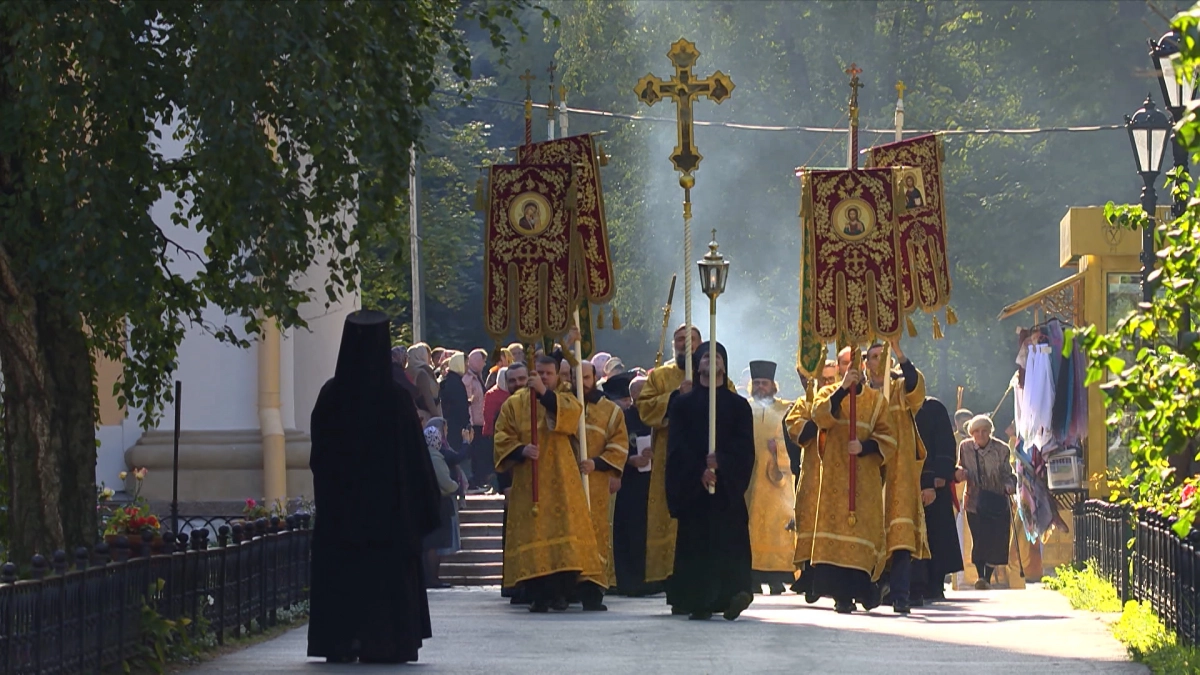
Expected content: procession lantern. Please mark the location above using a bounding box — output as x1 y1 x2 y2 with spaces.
698 231 730 301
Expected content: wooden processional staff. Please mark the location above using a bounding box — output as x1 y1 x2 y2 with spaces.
845 63 864 526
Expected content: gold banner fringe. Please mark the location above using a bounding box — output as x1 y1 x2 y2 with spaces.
945 305 958 325
611 306 621 330
596 308 605 329
932 315 944 340
474 176 486 212
906 315 918 338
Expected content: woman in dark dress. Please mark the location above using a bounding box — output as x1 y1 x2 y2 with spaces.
308 310 440 664
956 414 1017 590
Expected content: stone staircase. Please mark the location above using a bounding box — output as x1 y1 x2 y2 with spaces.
442 494 504 586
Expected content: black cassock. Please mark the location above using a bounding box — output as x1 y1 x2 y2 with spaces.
665 379 755 614
914 397 965 596
308 311 441 663
612 405 656 595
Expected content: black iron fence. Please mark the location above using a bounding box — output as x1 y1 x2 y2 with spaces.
0 514 312 675
1074 499 1200 645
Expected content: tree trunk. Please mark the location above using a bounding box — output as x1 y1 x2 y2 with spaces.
0 244 98 563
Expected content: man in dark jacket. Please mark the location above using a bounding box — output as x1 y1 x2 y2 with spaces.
913 396 965 603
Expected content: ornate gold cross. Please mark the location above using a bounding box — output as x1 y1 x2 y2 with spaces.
895 79 906 100
634 39 735 177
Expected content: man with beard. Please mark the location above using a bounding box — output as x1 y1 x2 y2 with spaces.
494 356 603 612
637 324 734 607
745 360 797 595
665 341 755 620
808 362 897 614
612 374 658 596
575 360 630 599
913 396 964 602
866 340 929 614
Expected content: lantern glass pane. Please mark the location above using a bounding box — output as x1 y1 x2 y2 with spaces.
1162 55 1182 109
1134 128 1151 173
1151 128 1169 172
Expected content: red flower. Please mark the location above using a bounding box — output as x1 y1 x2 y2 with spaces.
246 498 257 508
1183 484 1196 508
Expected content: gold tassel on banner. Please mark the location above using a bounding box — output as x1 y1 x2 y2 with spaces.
596 308 605 329
805 378 815 406
611 306 622 330
945 305 959 326
474 175 486 212
906 315 918 338
932 315 944 340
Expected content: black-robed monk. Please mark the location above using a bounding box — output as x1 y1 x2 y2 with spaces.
308 310 440 664
913 397 965 602
665 341 756 621
612 374 659 596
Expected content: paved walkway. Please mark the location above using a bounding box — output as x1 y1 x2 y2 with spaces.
190 586 1144 674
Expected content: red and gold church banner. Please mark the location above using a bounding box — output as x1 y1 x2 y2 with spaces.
517 135 615 304
802 168 904 344
484 163 576 341
866 134 952 313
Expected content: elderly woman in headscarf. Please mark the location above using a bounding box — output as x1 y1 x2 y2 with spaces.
423 417 463 588
407 343 441 421
955 414 1017 590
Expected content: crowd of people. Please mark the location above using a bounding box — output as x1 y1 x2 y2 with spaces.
306 311 1024 662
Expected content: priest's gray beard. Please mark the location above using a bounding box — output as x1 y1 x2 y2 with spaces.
750 394 774 406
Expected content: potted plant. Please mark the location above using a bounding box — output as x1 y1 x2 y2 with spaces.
100 468 164 555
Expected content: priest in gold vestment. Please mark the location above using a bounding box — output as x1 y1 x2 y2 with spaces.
494 358 604 613
867 340 929 615
576 360 630 593
784 388 820 600
745 360 797 595
808 366 897 614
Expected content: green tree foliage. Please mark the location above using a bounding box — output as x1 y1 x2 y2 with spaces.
0 0 530 561
1080 1 1200 535
404 0 1179 406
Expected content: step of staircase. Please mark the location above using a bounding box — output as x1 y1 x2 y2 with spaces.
446 495 506 587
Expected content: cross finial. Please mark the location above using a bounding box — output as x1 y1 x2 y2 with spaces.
895 80 906 100
547 61 557 84
520 69 536 99
846 63 864 109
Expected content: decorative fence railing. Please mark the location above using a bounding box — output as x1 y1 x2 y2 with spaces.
0 514 311 675
1074 499 1200 646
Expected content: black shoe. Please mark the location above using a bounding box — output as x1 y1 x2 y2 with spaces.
768 583 785 596
528 601 549 613
550 597 569 612
688 611 713 620
834 601 854 614
723 591 753 621
426 581 451 589
893 600 911 615
583 603 608 612
805 592 819 604
671 606 689 616
325 656 357 664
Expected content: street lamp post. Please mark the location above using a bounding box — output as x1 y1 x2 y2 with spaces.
1151 30 1198 336
697 230 730 495
1124 95 1172 305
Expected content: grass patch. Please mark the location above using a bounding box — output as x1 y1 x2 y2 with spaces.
1046 562 1200 674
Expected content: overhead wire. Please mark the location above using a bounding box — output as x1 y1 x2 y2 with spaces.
455 93 1126 138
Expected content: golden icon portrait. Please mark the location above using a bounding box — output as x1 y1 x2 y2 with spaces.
507 192 553 237
898 167 926 210
832 197 874 242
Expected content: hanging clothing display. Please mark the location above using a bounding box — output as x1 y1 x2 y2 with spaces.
1008 318 1089 544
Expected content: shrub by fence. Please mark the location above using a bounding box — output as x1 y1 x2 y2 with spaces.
1074 499 1200 645
0 514 311 674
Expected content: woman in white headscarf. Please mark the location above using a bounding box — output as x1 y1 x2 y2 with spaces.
407 343 441 421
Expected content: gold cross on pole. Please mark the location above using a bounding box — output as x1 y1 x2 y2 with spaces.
845 63 864 111
520 68 536 100
895 79 906 100
546 61 558 116
634 38 735 178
